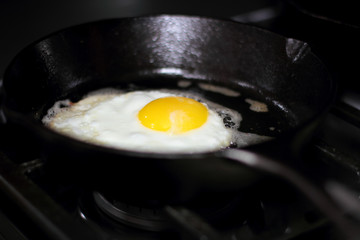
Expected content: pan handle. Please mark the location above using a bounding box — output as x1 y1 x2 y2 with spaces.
221 148 360 240
0 79 6 125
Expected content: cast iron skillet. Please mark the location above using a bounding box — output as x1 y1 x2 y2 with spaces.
1 14 356 237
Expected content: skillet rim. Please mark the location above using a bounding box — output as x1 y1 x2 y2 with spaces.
0 14 337 160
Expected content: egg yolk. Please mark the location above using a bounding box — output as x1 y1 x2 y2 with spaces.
138 96 208 134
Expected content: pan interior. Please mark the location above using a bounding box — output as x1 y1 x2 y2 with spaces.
40 76 294 151
3 16 334 153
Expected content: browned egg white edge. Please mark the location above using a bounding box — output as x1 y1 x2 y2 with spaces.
42 86 273 151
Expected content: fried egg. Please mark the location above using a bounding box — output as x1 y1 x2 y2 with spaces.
42 89 242 153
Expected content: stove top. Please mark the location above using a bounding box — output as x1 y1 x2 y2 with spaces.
1 0 360 239
1 115 358 240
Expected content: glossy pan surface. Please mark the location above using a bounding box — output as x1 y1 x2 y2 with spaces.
1 15 335 203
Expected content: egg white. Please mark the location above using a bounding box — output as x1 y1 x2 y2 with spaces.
42 90 241 153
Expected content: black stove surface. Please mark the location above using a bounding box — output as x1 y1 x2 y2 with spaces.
0 118 356 240
1 0 360 239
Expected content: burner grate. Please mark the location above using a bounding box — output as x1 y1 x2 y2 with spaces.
93 192 171 232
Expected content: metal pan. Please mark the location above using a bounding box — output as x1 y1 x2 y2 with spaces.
0 14 335 200
0 13 340 209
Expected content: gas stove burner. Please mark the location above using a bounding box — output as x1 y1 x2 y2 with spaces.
93 192 171 231
93 191 252 233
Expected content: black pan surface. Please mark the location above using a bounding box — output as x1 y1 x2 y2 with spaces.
1 15 335 203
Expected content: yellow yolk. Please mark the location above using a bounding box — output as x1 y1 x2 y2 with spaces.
138 96 208 134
